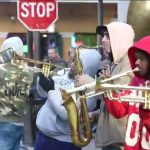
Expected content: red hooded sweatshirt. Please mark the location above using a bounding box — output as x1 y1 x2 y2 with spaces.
105 36 150 150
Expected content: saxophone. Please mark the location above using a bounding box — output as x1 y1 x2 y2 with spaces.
60 48 92 147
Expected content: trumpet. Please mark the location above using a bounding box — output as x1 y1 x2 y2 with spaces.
0 48 67 77
13 52 68 77
66 67 139 94
100 67 139 83
64 68 150 109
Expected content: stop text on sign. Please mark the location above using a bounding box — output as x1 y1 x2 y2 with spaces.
21 2 55 18
17 0 58 31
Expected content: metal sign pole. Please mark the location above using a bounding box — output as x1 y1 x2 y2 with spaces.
97 0 104 45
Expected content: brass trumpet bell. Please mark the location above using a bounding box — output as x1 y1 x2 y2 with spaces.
0 48 14 63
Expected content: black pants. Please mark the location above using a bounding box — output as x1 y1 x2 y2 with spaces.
34 131 81 150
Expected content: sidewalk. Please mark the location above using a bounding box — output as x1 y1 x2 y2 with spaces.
20 145 34 150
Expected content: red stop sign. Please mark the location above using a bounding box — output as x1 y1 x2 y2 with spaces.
17 0 58 31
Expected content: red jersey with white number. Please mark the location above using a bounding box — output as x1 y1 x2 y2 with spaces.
105 75 150 150
125 103 150 150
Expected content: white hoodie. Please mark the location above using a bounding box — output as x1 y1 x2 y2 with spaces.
106 22 135 63
96 22 135 147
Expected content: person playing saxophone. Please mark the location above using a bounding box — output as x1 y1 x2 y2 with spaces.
34 48 102 150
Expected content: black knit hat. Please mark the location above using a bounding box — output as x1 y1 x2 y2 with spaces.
96 25 108 36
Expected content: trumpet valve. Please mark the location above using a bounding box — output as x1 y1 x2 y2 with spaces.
143 81 150 109
42 64 51 77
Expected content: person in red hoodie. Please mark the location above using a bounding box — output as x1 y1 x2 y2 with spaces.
104 36 150 150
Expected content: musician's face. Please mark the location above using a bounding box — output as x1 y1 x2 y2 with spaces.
69 62 78 78
102 31 111 54
135 50 150 77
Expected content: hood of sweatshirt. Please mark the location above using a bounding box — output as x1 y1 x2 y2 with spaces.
128 36 150 79
79 49 102 78
1 37 24 56
105 22 135 63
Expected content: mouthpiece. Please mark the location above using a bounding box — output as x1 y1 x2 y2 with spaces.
85 45 103 49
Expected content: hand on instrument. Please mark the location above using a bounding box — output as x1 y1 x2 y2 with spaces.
98 67 111 79
99 68 111 79
74 74 94 87
39 73 54 92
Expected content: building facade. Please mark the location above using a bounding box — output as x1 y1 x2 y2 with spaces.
0 0 129 60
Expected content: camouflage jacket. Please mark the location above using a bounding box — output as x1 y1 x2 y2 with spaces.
0 61 33 123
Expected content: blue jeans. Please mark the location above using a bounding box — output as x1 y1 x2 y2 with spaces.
0 122 23 150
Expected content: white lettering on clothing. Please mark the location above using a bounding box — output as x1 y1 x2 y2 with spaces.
125 113 140 146
141 127 150 149
125 113 150 149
